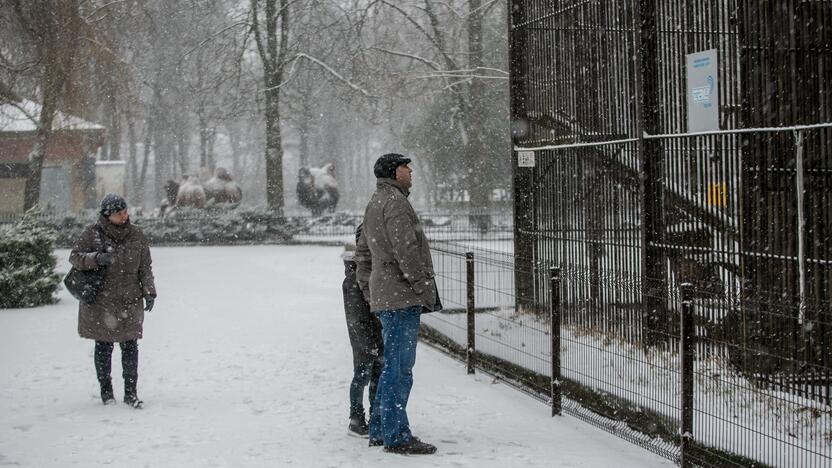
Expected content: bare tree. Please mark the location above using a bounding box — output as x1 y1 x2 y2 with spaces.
8 0 84 210
366 0 508 212
2 0 506 214
249 0 291 210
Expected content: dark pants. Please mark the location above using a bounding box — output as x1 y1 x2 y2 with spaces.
94 340 138 390
343 263 384 417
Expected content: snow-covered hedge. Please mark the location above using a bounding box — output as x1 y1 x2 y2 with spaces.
0 213 61 308
42 208 303 248
138 208 301 245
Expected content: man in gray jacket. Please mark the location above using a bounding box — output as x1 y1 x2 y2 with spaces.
355 153 441 455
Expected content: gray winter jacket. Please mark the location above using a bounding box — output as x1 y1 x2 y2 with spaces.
355 178 440 313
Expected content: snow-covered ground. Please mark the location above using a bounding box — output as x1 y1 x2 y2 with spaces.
0 246 672 468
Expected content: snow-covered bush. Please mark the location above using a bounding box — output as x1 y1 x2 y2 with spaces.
140 207 299 244
0 212 61 308
43 208 302 248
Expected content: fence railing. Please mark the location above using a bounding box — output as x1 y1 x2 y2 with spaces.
423 243 832 468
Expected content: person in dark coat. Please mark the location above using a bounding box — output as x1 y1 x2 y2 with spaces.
342 224 384 436
69 193 156 408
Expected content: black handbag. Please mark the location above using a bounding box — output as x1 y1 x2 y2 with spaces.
64 226 108 304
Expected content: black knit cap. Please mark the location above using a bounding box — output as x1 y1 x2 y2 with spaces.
373 153 411 179
100 193 127 217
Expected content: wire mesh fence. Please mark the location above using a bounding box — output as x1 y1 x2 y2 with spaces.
422 243 832 467
285 209 514 247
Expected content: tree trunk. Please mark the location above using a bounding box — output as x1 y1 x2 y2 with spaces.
137 115 153 207
207 127 215 171
264 89 284 211
464 0 490 228
22 103 56 210
199 113 208 171
299 91 312 168
228 122 242 177
179 127 191 176
198 118 214 173
107 92 121 161
126 110 138 200
22 0 80 211
151 85 167 207
252 0 288 211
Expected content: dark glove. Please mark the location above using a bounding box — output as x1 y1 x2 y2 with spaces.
144 296 155 311
96 252 115 266
412 279 430 296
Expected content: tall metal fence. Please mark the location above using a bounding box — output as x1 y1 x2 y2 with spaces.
430 0 832 466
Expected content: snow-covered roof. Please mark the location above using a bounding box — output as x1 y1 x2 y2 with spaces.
0 97 105 133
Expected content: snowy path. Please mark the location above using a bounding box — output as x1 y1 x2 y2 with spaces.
0 246 672 468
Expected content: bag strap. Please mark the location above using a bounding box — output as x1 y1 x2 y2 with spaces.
93 224 111 254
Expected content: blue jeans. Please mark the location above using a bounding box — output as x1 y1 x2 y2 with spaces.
368 305 421 446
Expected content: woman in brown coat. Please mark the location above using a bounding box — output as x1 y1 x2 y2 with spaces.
69 193 156 408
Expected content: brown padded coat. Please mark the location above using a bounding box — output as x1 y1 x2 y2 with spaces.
69 216 156 342
355 178 440 313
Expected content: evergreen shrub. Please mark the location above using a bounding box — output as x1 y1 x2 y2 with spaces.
0 212 61 308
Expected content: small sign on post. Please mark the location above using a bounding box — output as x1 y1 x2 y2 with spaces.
517 150 536 168
686 49 719 133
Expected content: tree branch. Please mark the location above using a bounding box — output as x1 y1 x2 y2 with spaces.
10 0 37 39
376 0 458 71
265 53 376 99
370 46 441 71
250 0 272 77
83 0 131 23
277 0 289 73
181 21 250 60
422 0 457 71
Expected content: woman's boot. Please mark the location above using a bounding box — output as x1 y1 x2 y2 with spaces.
123 379 143 409
94 341 115 405
121 340 142 408
99 379 115 405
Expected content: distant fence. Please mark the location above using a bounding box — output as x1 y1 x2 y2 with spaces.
287 209 513 246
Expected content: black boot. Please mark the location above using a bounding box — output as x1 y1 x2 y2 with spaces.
348 411 369 436
121 341 142 408
383 436 437 455
99 379 115 405
123 379 143 409
94 341 115 405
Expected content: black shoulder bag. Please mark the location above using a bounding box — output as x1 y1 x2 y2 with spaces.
64 226 108 304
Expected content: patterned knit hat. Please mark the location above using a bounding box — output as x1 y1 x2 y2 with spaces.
100 193 127 217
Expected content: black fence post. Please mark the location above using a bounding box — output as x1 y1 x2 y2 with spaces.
466 252 475 375
636 0 668 348
509 0 535 315
680 283 695 467
550 267 562 416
